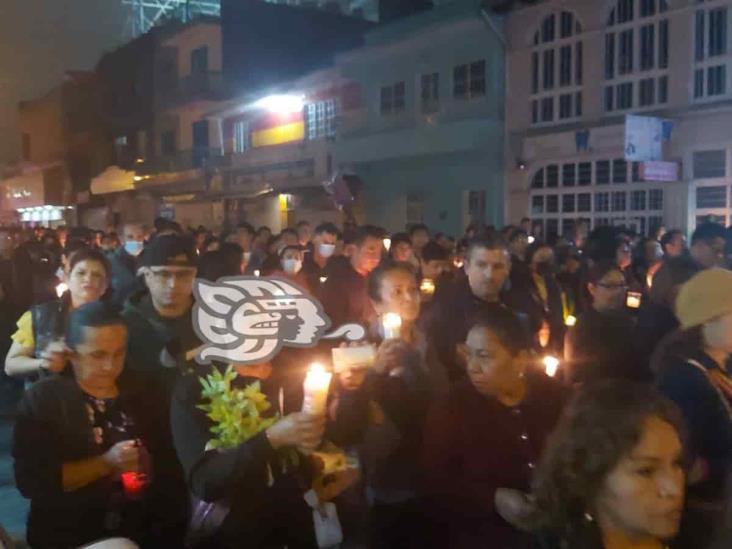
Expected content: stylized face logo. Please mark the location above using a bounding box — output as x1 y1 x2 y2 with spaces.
193 277 332 365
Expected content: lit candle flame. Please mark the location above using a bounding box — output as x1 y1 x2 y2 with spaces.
543 355 560 378
383 238 391 252
319 276 328 284
55 282 68 298
382 312 402 340
302 363 332 416
420 278 435 295
528 236 536 244
565 315 577 327
254 269 261 277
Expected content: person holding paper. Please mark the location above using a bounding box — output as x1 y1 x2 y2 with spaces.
327 262 447 549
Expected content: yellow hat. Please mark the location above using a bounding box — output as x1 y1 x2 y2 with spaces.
676 268 732 329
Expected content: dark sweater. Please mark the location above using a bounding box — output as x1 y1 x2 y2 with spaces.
170 372 317 549
12 373 187 549
317 259 374 329
421 372 566 549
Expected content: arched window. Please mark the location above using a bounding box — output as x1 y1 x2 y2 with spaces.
694 0 732 101
604 0 669 113
530 11 584 125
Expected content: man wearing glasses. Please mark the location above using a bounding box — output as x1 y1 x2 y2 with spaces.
122 234 200 397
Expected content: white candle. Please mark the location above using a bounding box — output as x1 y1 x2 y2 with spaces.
382 313 402 340
302 363 332 416
55 282 68 298
420 278 435 296
626 292 641 309
543 355 560 378
382 237 391 252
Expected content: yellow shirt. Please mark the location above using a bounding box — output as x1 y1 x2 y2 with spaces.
11 310 34 349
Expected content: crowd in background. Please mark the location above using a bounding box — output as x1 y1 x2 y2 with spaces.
0 214 730 549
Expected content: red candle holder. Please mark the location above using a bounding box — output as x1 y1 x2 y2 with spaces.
121 471 148 500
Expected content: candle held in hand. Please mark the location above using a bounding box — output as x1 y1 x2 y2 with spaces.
382 313 402 340
302 363 332 416
420 278 435 296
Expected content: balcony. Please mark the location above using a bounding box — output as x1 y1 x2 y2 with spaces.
137 148 224 175
158 72 227 108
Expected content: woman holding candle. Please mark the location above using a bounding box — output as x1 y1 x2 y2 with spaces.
5 247 111 381
171 356 327 548
12 301 187 549
327 263 448 549
421 310 566 549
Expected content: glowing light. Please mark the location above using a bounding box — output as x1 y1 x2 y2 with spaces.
382 313 402 340
420 278 435 296
319 276 328 284
626 292 642 309
134 176 143 182
528 236 536 244
254 269 261 277
302 363 332 416
254 94 304 114
383 238 391 251
565 315 577 327
55 282 69 298
543 355 560 378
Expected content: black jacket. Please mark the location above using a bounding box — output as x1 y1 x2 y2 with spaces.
170 372 316 549
317 258 374 330
12 373 187 549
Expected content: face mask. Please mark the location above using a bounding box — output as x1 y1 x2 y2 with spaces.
319 243 336 258
282 258 303 274
124 240 144 257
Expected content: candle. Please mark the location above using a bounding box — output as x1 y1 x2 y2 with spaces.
253 269 261 277
121 471 148 500
382 313 402 340
302 363 332 416
420 278 435 296
319 276 328 284
453 258 464 269
55 282 68 298
382 237 392 252
543 355 560 378
564 315 577 327
528 236 536 244
626 291 642 309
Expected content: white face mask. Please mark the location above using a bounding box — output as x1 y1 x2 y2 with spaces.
319 243 336 258
124 240 144 257
282 258 303 274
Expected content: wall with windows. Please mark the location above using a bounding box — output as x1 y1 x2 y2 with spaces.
163 22 222 79
506 0 732 234
333 2 505 234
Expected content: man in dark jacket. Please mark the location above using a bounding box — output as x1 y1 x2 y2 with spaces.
423 235 515 381
122 234 200 398
302 222 339 292
108 223 145 306
318 225 383 329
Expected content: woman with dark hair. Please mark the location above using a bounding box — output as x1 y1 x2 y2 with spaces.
652 269 732 546
5 247 111 381
527 381 685 549
326 262 448 548
421 310 566 549
564 261 652 385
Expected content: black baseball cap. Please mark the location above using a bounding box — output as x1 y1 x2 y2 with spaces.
141 234 198 268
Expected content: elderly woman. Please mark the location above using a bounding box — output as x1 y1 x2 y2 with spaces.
526 382 685 549
5 247 110 380
12 301 186 549
421 310 566 549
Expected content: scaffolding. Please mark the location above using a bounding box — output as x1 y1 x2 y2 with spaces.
122 0 221 37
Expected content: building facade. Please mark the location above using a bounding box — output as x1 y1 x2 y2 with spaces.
505 0 732 238
333 0 505 236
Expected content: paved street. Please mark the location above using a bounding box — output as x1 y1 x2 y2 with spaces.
0 379 28 545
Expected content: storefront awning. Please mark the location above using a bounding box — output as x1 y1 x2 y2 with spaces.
90 166 136 195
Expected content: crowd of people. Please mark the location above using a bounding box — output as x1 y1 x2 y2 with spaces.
0 214 730 549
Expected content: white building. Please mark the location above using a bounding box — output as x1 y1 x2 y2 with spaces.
505 0 732 238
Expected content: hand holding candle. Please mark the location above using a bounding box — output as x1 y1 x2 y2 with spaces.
381 312 402 340
302 363 332 416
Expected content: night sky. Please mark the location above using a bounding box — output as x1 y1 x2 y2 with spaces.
0 0 128 163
